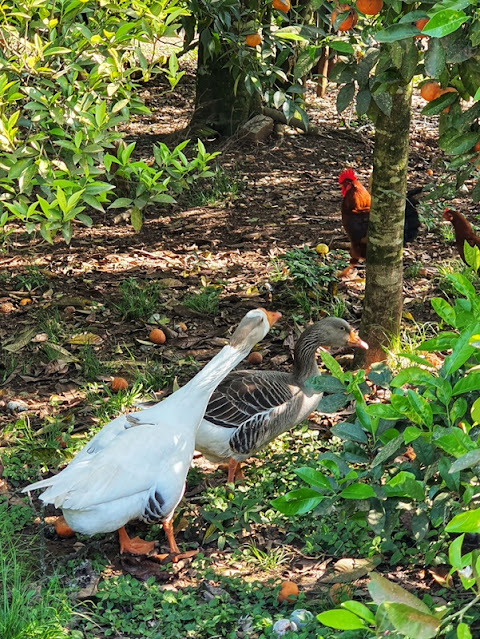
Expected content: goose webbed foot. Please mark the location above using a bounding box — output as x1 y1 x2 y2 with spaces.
118 526 156 555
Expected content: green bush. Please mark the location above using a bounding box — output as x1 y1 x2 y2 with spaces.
274 248 480 565
0 0 218 242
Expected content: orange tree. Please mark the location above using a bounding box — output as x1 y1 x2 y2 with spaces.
325 0 479 364
182 0 346 134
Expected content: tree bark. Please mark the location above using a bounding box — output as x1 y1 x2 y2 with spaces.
356 80 413 367
192 40 261 137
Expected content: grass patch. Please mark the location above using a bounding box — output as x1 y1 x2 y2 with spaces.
186 166 243 206
183 286 220 315
0 510 71 639
117 278 162 320
270 246 349 321
13 266 50 292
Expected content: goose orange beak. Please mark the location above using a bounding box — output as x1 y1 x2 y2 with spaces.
348 330 369 349
260 308 282 327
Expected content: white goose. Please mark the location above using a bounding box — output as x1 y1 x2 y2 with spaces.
24 308 281 555
195 317 368 482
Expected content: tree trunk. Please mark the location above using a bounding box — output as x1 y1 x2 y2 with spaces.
356 80 413 367
192 40 261 136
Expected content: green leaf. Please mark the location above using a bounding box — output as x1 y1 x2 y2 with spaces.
108 198 134 209
384 471 424 501
422 10 468 38
8 158 32 180
448 273 477 300
329 41 354 54
373 90 392 116
431 297 456 326
412 512 429 541
463 242 480 271
340 483 376 500
449 533 465 569
450 397 467 424
381 602 441 639
294 467 332 491
320 350 344 379
421 332 459 352
331 421 368 444
407 389 433 428
399 10 429 23
439 130 479 155
434 428 475 458
371 434 404 467
316 610 366 630
375 24 420 42
472 396 480 423
341 601 376 625
453 373 480 395
367 362 393 387
356 89 371 117
450 450 480 473
390 367 436 388
317 393 350 413
337 83 355 114
422 91 458 116
130 206 143 232
442 324 480 375
446 509 480 534
366 403 399 420
368 573 432 614
305 375 346 393
404 426 424 444
425 37 446 78
61 221 73 244
271 488 324 515
457 622 473 639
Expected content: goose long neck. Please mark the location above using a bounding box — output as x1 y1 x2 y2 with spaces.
292 328 323 383
184 344 251 394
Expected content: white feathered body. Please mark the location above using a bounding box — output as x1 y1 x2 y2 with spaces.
24 343 254 535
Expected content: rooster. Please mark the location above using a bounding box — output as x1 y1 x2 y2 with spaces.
443 208 480 267
338 169 422 277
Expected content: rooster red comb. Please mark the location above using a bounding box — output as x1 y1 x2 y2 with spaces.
339 169 357 184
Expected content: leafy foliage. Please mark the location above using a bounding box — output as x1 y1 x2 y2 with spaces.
274 251 480 566
327 0 480 198
270 246 348 320
0 0 218 242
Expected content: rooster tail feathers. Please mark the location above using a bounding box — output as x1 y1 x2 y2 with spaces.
339 169 357 184
406 186 424 204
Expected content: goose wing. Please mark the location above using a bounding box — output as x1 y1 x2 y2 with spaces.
204 371 301 455
31 422 192 512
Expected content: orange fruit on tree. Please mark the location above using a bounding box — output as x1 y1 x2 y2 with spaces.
415 18 429 37
272 0 291 11
331 4 358 31
149 328 166 344
474 140 480 153
245 33 262 47
111 377 129 391
277 580 299 603
420 81 441 102
356 0 383 15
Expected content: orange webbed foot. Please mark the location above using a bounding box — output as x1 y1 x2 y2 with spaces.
53 515 75 538
118 527 156 555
